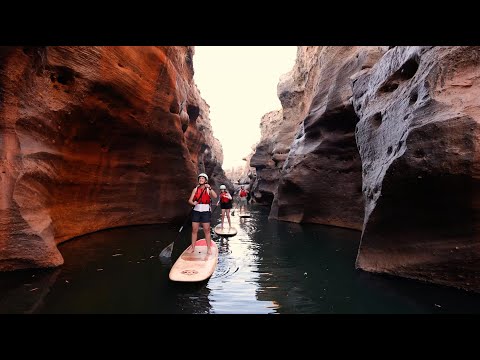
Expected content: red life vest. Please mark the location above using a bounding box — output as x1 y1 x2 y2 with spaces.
194 186 211 204
220 192 231 203
239 189 247 197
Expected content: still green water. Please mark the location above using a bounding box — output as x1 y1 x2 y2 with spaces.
1 205 479 313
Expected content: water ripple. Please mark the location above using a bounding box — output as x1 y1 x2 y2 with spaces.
1 205 480 313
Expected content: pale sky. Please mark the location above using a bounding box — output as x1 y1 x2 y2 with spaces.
193 46 297 170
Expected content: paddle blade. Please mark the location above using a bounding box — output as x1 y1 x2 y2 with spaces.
159 242 174 258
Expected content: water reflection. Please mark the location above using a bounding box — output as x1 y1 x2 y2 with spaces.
0 268 60 314
204 207 278 313
249 209 480 313
0 205 479 313
0 224 214 314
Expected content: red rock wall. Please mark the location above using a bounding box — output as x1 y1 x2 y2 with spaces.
0 46 218 270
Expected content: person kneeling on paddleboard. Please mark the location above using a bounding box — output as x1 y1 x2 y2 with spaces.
218 184 233 230
188 173 217 255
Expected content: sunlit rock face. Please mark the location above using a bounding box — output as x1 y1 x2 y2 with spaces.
251 48 324 206
184 90 232 192
354 46 480 293
238 146 256 186
0 46 221 270
224 149 255 196
250 110 283 205
267 46 386 229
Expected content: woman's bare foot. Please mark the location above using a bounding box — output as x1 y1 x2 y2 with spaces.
188 245 195 253
207 247 212 255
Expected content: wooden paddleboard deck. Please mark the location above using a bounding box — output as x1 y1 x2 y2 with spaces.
169 239 218 282
239 212 251 218
214 224 237 237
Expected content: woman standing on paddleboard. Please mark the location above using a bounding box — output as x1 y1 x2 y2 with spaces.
218 184 233 230
188 173 217 255
238 185 249 214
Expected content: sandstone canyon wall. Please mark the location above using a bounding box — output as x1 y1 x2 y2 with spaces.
253 46 386 229
353 46 480 292
0 46 225 271
252 46 480 292
250 109 283 205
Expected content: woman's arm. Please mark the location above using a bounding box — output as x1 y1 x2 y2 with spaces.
209 186 218 199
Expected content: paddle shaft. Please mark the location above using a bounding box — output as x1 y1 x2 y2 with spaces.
231 200 239 215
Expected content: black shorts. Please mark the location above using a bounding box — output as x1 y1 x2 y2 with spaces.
220 202 232 209
191 210 211 223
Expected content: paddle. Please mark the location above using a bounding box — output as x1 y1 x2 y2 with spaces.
159 207 195 258
231 200 239 216
159 185 208 259
210 201 220 229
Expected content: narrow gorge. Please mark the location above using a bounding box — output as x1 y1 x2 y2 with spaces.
1 46 479 295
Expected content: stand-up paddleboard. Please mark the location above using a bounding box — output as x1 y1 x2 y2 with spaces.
239 212 251 218
169 239 218 282
214 224 237 237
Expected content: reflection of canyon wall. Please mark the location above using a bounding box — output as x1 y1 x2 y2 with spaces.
0 46 223 271
251 213 362 313
353 46 480 293
0 268 61 313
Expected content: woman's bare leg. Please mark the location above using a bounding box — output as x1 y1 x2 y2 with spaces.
203 222 212 254
190 222 200 253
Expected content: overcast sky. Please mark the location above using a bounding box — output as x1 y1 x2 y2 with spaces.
193 46 297 170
